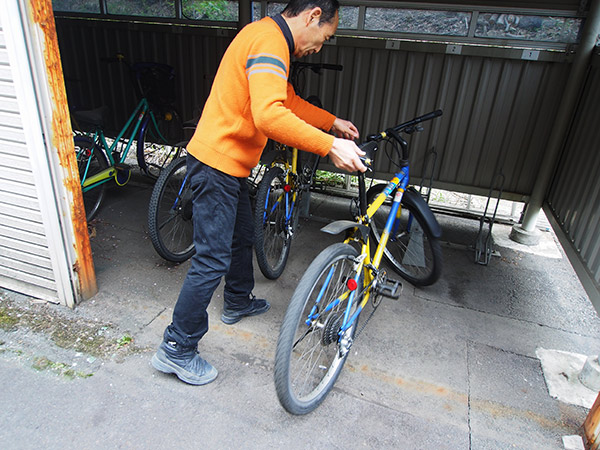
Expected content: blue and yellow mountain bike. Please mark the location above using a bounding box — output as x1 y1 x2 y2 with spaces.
274 110 443 415
254 61 343 279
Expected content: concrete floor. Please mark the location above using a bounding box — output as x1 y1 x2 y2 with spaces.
1 174 600 449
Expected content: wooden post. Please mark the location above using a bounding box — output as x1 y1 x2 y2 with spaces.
29 0 98 302
584 393 600 449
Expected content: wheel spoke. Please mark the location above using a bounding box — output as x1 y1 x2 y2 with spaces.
275 244 361 414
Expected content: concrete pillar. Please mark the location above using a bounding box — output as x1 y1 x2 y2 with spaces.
510 0 600 246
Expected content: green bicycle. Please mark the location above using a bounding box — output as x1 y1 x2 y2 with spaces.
73 54 184 221
274 110 443 415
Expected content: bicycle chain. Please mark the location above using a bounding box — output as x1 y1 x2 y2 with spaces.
354 294 381 341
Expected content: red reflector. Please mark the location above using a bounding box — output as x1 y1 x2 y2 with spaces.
347 279 357 291
284 184 291 192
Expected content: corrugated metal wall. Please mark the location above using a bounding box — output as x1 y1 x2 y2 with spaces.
55 17 570 199
308 45 570 198
547 53 600 292
56 18 231 135
0 14 59 302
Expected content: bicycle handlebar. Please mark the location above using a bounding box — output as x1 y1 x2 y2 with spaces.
291 61 343 73
360 109 443 169
100 53 127 64
101 53 175 105
392 109 442 134
367 109 443 141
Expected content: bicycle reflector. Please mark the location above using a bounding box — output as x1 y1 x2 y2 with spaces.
284 184 292 192
347 278 358 291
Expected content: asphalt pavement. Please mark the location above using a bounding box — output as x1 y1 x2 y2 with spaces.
1 173 600 449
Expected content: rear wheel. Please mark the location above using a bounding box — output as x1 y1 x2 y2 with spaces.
274 243 360 415
74 135 108 222
148 156 194 262
366 184 442 286
254 166 294 279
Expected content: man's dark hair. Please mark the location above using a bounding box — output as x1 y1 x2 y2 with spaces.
282 0 340 25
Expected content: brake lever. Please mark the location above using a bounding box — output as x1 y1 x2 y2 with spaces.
358 140 377 172
403 125 423 135
359 156 373 172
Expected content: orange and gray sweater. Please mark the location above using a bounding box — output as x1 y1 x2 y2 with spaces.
187 16 336 178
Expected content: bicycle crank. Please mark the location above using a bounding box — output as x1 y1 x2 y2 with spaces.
372 269 403 302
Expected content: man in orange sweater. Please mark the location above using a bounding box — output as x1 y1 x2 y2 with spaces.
152 0 366 385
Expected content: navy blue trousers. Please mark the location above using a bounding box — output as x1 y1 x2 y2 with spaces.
164 154 255 348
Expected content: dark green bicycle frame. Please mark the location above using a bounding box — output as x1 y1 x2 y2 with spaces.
78 97 167 192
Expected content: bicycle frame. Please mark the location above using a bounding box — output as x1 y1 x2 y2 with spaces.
78 97 167 192
308 166 411 335
262 146 301 231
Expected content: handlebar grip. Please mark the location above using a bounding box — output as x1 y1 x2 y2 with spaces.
321 63 343 72
415 109 443 123
100 53 126 63
392 109 443 134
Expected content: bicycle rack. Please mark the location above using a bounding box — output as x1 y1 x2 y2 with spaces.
418 147 438 203
474 172 505 265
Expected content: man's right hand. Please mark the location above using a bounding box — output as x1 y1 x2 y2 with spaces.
328 138 367 173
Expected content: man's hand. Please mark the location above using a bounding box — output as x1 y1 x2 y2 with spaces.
328 138 367 173
330 118 360 140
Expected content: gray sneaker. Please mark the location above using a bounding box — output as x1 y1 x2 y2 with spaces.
151 341 218 385
221 295 270 325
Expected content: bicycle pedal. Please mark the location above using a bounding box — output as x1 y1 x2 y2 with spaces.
377 278 402 299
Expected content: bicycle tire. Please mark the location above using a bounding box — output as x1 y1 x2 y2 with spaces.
274 243 360 415
254 166 293 279
148 156 195 262
366 184 442 286
137 108 184 178
74 135 108 222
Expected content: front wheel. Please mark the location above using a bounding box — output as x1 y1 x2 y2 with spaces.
74 135 108 222
274 243 360 415
148 156 194 262
254 166 295 279
367 184 442 286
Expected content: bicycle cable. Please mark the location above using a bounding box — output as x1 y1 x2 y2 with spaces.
383 137 405 170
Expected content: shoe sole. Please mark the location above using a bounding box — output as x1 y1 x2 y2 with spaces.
151 354 218 386
221 303 271 325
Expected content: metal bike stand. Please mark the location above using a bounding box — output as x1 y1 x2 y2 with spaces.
418 147 438 203
474 172 505 265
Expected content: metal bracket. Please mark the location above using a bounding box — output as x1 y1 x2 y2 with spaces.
418 146 438 204
475 172 505 265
